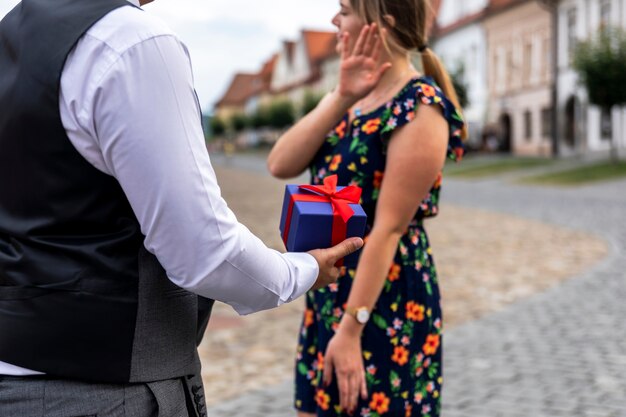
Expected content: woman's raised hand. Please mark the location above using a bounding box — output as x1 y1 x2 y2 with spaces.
337 23 392 103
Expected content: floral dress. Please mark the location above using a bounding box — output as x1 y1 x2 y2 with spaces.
294 76 465 417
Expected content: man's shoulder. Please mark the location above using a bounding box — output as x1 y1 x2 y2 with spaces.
85 4 179 56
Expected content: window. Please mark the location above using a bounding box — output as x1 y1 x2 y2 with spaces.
600 0 611 28
601 108 612 140
542 37 551 79
506 49 514 88
523 41 533 83
567 8 578 61
524 110 533 141
541 108 552 139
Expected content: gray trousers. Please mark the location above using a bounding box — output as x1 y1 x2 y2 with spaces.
0 374 206 417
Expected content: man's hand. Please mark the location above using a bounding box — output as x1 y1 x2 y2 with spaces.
308 237 363 290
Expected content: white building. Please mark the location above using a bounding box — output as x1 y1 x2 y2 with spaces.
555 0 626 157
270 30 337 108
432 0 489 149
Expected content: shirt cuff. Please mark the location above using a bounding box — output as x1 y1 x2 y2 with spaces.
281 252 319 302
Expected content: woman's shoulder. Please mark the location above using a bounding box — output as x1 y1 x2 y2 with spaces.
381 76 465 160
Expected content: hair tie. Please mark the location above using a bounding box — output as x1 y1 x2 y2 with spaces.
418 44 429 53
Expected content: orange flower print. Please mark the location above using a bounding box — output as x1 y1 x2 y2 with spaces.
316 351 324 371
369 392 390 415
405 301 425 322
362 118 381 134
423 334 440 355
315 389 331 411
373 170 384 189
304 309 314 327
335 119 347 138
387 263 401 282
454 146 464 161
421 83 436 97
391 346 409 366
405 404 413 417
329 154 342 171
433 172 443 188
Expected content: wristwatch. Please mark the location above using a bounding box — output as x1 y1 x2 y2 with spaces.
345 306 370 324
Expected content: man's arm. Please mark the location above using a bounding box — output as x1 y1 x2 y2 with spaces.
59 31 348 315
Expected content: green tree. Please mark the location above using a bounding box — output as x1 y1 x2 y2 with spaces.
230 112 248 133
573 27 626 161
301 90 324 116
450 65 470 109
210 115 226 137
267 99 295 129
250 105 270 129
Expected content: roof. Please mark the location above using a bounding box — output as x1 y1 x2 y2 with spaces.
432 9 486 38
485 0 530 13
302 30 337 66
214 54 278 109
431 0 530 39
427 0 443 37
214 73 260 108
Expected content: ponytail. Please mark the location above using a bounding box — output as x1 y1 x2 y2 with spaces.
421 48 469 140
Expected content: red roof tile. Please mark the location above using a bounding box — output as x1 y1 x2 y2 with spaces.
302 30 338 65
214 73 260 108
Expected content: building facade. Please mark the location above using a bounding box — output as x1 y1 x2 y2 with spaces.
484 0 553 156
432 0 489 149
555 0 626 158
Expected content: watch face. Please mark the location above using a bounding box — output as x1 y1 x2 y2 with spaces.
356 309 370 324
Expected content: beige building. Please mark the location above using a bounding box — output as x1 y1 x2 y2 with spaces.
485 0 554 155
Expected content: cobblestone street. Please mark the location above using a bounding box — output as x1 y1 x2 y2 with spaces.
201 153 625 417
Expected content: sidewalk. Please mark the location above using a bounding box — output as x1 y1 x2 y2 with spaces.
202 152 623 416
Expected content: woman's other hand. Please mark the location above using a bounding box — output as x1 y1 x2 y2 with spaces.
337 23 392 103
322 331 368 415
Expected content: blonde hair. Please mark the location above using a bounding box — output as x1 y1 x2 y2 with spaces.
351 0 468 140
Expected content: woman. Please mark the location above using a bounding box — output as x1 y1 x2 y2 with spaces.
268 1 465 416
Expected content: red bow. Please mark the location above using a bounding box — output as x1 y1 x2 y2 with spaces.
282 175 362 265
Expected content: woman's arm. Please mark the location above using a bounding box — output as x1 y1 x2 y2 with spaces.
322 103 449 413
266 90 354 179
267 25 391 179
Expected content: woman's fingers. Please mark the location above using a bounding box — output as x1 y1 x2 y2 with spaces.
374 62 393 83
362 23 378 57
323 351 334 387
338 371 350 411
352 25 369 56
350 374 360 414
360 369 368 400
337 368 366 414
341 32 350 61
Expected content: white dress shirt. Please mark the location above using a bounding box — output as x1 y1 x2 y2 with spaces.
0 0 318 376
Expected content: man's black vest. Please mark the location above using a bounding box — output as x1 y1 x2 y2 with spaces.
0 0 213 383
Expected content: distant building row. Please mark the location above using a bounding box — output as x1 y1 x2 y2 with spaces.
214 0 626 157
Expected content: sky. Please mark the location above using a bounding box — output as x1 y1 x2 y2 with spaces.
0 0 338 113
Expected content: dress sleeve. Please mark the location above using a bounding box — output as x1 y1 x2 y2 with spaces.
379 78 465 161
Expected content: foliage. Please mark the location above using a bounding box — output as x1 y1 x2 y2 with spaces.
267 99 295 129
250 105 270 129
573 27 626 161
572 27 626 110
230 112 248 132
301 90 324 115
209 115 226 137
521 161 626 185
450 65 470 109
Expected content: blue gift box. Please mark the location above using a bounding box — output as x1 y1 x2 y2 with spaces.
279 184 367 268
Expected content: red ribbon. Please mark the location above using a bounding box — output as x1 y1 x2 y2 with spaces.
282 175 362 265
